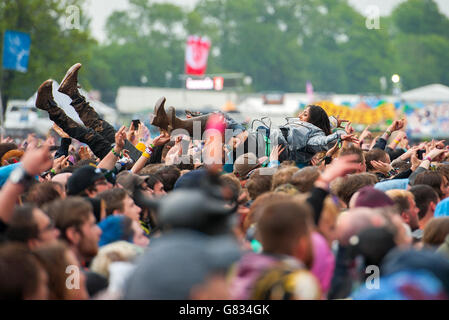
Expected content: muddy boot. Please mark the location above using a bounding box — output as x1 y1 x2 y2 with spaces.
36 80 73 128
35 80 55 111
59 63 116 143
58 63 82 99
167 106 210 137
149 97 169 131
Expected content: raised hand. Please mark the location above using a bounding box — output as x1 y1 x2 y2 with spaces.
388 118 406 132
341 134 360 145
345 122 355 135
1 136 14 144
52 155 70 174
25 133 39 150
359 125 372 143
395 131 407 141
370 160 393 175
115 126 127 152
164 136 183 165
135 122 147 143
21 143 54 176
152 130 171 147
326 141 340 158
411 153 421 171
435 140 445 149
369 136 379 150
399 146 419 161
317 154 362 186
126 122 138 145
78 146 91 160
269 144 286 163
426 147 446 161
335 115 349 129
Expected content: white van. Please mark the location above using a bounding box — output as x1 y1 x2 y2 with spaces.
4 100 52 135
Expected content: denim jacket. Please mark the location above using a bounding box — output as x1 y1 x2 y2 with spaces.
272 121 344 164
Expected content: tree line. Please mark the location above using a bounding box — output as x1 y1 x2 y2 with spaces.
1 0 449 106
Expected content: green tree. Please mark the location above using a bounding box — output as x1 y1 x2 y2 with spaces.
392 34 449 89
86 0 449 99
85 1 188 103
0 0 95 114
195 0 391 93
391 0 449 37
390 0 449 89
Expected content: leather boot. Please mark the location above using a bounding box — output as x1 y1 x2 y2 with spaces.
58 63 82 99
149 97 169 131
35 80 55 111
167 106 210 136
36 80 77 127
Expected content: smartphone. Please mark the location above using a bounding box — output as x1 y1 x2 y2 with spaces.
417 149 425 160
132 119 140 128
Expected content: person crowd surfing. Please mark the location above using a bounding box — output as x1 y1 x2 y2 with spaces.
0 62 449 300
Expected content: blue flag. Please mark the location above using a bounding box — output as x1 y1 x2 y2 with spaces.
2 30 31 72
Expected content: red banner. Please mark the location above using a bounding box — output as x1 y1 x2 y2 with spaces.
185 36 211 76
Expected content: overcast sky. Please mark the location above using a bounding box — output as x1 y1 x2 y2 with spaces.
84 0 449 42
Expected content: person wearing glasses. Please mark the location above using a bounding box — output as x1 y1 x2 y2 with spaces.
6 204 60 249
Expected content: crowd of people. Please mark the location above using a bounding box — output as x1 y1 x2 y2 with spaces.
407 103 449 137
1 63 449 300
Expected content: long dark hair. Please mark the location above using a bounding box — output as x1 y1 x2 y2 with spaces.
307 105 331 135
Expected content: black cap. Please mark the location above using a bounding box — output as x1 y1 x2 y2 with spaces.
124 231 241 300
67 165 105 196
156 188 236 236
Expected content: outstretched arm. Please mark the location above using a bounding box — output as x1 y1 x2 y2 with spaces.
373 119 405 150
307 155 363 225
98 126 127 170
131 131 170 174
0 144 53 224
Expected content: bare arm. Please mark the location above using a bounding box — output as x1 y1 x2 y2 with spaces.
131 131 171 174
98 126 127 170
0 182 25 223
0 144 53 224
387 131 406 150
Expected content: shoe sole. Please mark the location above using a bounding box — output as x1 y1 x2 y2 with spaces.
39 79 53 91
58 63 82 93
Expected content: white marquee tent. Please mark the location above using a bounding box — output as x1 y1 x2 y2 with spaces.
401 84 449 103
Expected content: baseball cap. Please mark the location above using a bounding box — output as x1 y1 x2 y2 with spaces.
67 165 105 196
156 187 236 236
116 171 147 196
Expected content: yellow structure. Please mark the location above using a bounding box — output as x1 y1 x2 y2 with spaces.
315 101 396 125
